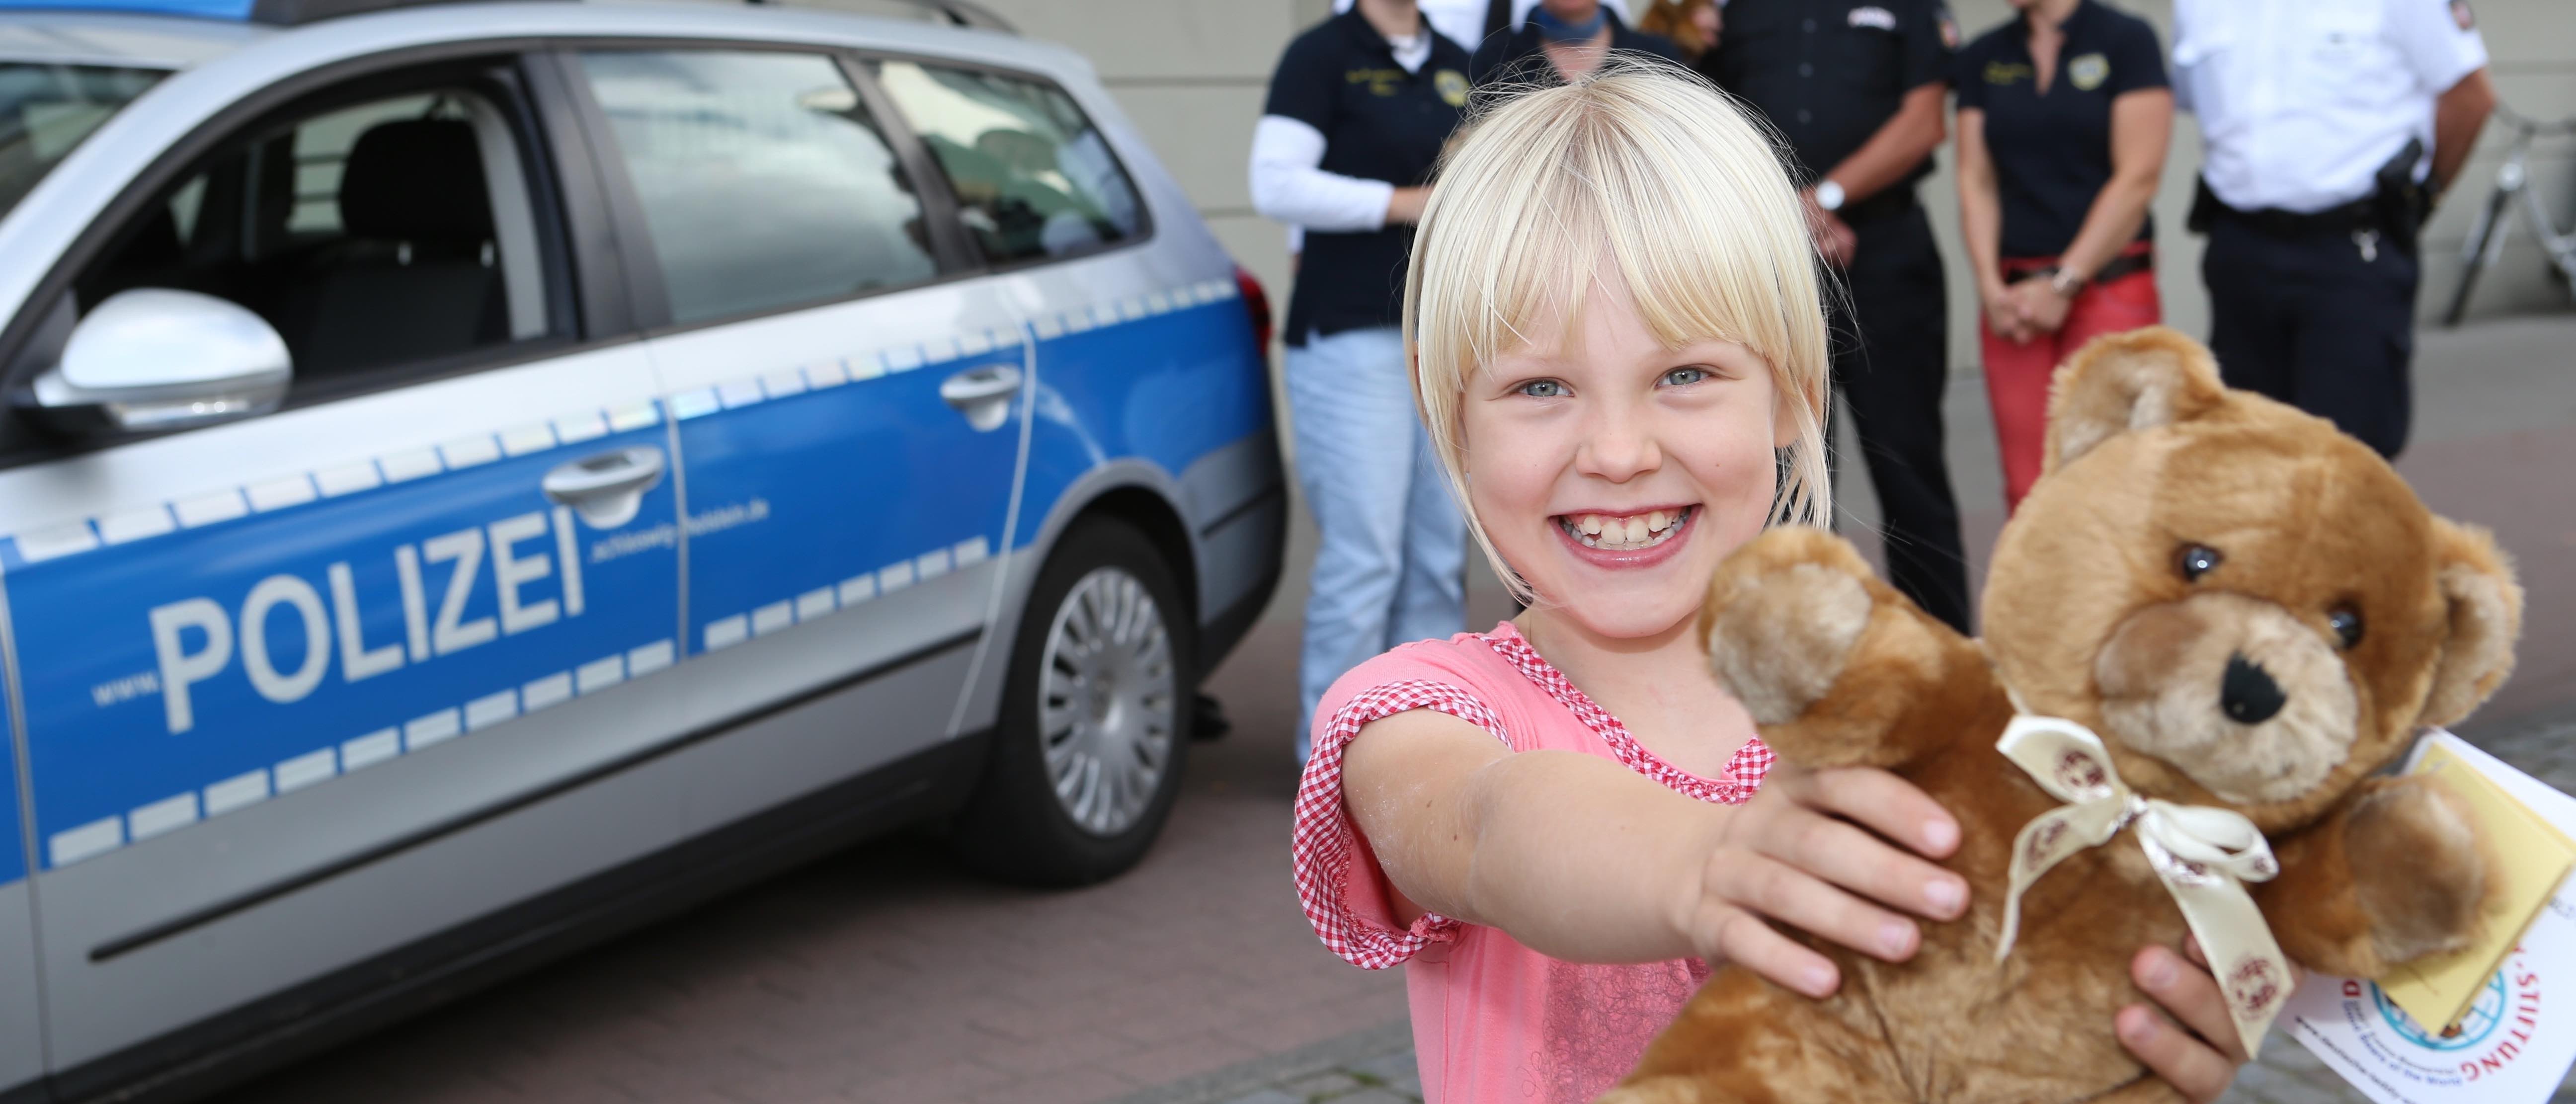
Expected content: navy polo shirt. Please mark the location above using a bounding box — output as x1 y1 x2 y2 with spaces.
1953 0 2167 258
1705 0 1955 195
1264 11 1473 345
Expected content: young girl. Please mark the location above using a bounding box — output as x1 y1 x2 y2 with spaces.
1291 64 2253 1103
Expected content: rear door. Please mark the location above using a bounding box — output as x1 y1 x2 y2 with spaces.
0 56 684 1069
568 46 1025 775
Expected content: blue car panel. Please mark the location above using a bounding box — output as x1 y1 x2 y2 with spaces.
1 415 683 871
1015 282 1271 552
669 335 1024 657
0 673 20 888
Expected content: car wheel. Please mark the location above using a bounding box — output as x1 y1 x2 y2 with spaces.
952 518 1193 887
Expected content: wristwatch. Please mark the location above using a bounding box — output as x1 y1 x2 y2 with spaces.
1813 179 1845 213
2047 266 2085 298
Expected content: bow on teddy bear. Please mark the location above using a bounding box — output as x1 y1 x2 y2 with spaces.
1606 327 2522 1104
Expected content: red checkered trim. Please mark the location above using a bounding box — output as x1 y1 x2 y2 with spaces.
1481 630 1772 805
1293 679 1509 969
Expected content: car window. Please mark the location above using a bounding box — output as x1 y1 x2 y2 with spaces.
872 60 1142 265
69 76 558 387
0 61 165 223
577 49 939 326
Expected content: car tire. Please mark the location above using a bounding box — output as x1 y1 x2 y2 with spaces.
951 518 1194 888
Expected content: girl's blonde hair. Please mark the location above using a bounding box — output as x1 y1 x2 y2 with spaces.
1403 60 1835 601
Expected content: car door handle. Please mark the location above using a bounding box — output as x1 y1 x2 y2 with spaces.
543 445 664 529
940 363 1022 432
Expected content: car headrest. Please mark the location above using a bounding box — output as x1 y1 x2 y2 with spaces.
338 117 494 245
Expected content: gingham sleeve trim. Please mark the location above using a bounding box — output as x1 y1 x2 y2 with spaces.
1481 629 1772 804
1292 679 1510 970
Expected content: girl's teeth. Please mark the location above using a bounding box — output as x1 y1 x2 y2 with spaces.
1580 515 1605 536
1560 507 1690 551
1648 511 1668 532
1623 517 1647 544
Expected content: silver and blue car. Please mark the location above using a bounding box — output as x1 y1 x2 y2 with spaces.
0 1 1285 1097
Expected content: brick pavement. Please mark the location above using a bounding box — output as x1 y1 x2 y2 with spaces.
221 316 2576 1104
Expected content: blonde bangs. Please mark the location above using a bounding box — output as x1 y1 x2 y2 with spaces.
1402 61 1836 596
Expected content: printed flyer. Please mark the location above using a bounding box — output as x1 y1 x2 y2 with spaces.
2278 732 2576 1104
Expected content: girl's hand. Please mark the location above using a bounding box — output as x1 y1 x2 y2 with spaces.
1674 764 1968 998
2119 938 2271 1102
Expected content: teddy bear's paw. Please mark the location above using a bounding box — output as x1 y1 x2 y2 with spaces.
1702 534 1876 726
2350 777 2491 968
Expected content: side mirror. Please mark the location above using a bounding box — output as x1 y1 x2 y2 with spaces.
18 289 292 434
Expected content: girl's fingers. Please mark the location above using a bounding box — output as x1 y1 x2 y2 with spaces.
1773 809 1968 921
2133 944 2250 1064
2116 1005 2238 1104
1724 852 1921 964
1777 766 1961 859
1711 907 1841 999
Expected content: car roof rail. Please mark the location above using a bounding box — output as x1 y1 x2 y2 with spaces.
744 0 1014 34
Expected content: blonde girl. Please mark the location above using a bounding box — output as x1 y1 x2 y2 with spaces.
1290 63 2252 1103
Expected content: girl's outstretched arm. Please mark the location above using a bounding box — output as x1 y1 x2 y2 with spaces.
1342 710 1969 997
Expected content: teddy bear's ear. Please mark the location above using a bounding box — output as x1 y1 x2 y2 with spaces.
2417 518 2524 728
2042 326 2230 473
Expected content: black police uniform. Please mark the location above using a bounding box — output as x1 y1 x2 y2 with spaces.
1705 0 1972 634
1266 11 1475 347
1952 0 2167 260
1467 9 1685 85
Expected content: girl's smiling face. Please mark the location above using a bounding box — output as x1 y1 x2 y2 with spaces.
1460 269 1792 640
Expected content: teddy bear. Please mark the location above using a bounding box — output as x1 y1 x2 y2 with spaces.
1606 327 2523 1103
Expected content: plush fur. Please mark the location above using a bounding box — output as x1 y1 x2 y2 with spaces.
1610 328 2524 1103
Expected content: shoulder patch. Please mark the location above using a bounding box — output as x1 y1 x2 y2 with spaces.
1848 5 1897 31
1939 4 1961 49
2451 0 2475 30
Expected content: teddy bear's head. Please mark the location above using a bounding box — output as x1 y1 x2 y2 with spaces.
1981 328 2522 832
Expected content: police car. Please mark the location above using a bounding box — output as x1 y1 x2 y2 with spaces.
0 0 1284 1096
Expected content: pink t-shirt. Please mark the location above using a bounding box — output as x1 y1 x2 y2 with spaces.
1291 623 1774 1103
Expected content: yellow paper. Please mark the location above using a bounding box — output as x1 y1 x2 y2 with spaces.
2377 743 2576 1033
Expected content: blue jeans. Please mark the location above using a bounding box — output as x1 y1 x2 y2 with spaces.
1286 326 1467 763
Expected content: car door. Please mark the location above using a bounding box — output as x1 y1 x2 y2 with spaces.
567 46 1024 779
0 57 685 1070
0 679 39 1100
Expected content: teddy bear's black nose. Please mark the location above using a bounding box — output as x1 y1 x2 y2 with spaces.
2221 654 2287 724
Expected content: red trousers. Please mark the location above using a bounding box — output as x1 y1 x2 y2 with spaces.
1980 257 2162 510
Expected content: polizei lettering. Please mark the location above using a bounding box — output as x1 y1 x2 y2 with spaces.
146 507 588 734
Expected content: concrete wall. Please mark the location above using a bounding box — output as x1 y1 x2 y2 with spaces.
812 0 2575 371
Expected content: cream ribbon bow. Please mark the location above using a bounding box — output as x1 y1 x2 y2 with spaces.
1993 714 2292 1058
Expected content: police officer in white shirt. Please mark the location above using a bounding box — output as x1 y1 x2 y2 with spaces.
2173 0 2496 458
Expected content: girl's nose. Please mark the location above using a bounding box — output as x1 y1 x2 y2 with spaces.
1576 407 1661 482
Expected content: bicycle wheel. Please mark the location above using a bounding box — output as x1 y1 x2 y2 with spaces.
2444 186 2513 326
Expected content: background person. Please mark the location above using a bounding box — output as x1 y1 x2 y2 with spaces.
1704 0 1973 634
1468 0 1684 86
1252 0 1474 764
1638 0 1723 63
1954 0 2171 511
2174 0 2495 459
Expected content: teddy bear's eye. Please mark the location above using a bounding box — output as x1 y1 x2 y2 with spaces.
2329 606 2365 649
2176 544 2223 582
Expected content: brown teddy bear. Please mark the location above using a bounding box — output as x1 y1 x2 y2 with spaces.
1607 327 2523 1103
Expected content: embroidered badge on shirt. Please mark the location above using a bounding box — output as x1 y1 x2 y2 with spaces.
1435 69 1468 107
1985 60 2033 84
2452 0 2476 30
1848 5 1897 30
2068 52 2109 90
1938 4 1960 48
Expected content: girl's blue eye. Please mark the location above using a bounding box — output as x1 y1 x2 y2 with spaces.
1661 366 1710 388
1518 380 1566 398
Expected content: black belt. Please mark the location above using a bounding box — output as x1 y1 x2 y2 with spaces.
2002 249 2153 286
2191 178 2382 238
